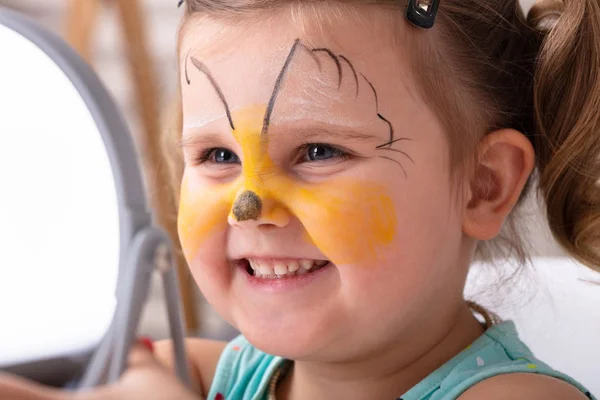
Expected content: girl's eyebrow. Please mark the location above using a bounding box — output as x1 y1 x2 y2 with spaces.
178 131 224 148
269 122 384 144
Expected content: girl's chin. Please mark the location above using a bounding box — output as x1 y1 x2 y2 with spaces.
241 329 326 360
234 315 337 359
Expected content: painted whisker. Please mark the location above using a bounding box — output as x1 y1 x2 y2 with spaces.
376 148 414 163
379 156 407 178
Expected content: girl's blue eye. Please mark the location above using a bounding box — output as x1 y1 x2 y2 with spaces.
199 148 239 164
214 148 239 163
306 144 344 162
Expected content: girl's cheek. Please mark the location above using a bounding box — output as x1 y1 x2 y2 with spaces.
177 176 233 262
284 179 397 266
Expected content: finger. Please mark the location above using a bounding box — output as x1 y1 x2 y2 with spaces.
128 337 160 370
154 340 203 395
0 373 68 400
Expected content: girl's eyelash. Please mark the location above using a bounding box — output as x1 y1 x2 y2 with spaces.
194 147 221 164
297 143 352 161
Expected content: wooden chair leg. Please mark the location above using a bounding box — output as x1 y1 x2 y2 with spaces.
64 0 100 61
113 0 199 333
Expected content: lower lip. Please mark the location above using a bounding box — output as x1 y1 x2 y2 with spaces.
237 262 333 292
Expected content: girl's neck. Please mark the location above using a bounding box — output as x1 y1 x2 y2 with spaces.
277 302 485 400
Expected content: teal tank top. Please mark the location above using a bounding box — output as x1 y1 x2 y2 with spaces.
207 321 595 400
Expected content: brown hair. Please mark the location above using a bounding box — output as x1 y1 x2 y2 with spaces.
166 0 600 273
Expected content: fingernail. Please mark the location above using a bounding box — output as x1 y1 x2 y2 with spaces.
138 336 154 353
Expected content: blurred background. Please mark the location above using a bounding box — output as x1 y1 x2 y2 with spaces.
0 0 552 343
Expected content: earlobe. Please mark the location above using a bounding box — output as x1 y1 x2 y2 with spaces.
462 129 535 241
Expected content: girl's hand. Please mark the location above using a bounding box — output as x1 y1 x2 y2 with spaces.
0 341 203 400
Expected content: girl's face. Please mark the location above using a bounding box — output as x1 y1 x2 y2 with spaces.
179 6 471 359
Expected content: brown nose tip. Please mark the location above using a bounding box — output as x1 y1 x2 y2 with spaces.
232 190 263 221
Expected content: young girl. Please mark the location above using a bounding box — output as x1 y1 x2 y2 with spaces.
1 0 599 399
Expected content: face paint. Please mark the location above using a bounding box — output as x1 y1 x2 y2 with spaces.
179 40 405 266
283 180 397 265
178 176 233 262
178 104 397 266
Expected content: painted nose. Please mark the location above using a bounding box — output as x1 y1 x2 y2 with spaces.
232 190 263 221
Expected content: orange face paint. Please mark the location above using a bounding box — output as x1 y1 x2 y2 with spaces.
178 175 233 262
178 105 397 265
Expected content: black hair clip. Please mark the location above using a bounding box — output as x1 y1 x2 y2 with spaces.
177 0 185 7
406 0 440 29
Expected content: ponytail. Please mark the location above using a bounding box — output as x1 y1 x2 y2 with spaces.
529 0 600 270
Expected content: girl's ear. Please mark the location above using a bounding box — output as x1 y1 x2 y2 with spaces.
462 129 535 240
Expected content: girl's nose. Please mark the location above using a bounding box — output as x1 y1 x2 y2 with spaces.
229 189 291 228
232 190 262 221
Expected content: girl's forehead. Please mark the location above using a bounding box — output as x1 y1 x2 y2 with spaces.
179 14 420 133
179 5 401 61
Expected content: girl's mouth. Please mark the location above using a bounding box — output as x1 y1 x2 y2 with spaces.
239 258 330 279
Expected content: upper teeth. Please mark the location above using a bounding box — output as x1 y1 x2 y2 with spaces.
248 259 327 278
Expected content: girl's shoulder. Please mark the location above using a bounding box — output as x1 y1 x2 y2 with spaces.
401 321 595 400
458 373 592 400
